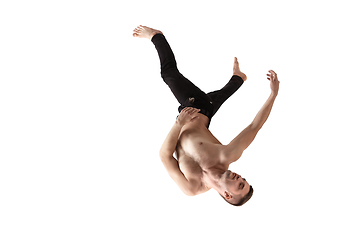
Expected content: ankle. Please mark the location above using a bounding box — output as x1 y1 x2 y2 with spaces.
233 72 247 81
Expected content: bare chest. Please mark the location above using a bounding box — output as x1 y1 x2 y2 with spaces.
177 128 224 169
174 120 226 194
175 138 223 189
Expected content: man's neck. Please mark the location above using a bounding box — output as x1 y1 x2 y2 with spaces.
203 167 227 192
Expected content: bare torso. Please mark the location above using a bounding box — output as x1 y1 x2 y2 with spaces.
175 113 229 194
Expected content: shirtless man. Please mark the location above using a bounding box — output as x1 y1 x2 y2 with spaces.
133 25 279 206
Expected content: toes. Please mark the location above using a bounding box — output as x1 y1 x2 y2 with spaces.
134 25 144 31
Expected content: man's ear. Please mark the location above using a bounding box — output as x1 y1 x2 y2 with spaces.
224 191 232 200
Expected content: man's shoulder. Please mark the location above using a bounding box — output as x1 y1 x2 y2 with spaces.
186 178 210 196
177 159 210 196
197 182 211 195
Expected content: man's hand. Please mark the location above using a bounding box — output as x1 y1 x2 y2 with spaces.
176 107 200 126
267 70 280 95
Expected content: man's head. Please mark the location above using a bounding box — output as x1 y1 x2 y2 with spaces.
218 170 253 206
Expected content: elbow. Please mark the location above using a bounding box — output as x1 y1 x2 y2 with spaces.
182 183 197 196
159 150 166 161
159 149 171 162
159 147 167 158
184 189 196 197
249 123 261 132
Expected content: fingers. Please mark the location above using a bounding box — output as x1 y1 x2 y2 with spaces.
177 107 200 125
269 70 276 75
181 107 200 115
185 107 201 114
190 116 199 122
267 70 278 81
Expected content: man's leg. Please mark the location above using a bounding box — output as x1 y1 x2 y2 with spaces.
151 33 206 106
133 25 213 116
207 75 244 116
207 57 247 116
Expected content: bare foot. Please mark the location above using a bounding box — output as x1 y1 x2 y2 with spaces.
133 25 163 40
233 57 247 81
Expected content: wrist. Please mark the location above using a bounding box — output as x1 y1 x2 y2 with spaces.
270 91 278 98
175 120 184 128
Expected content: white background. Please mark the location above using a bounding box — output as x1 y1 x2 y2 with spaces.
1 0 360 239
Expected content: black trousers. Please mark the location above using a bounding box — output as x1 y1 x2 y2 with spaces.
151 33 244 127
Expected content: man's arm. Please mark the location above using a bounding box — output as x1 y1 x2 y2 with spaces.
159 121 183 158
224 70 280 162
159 107 200 196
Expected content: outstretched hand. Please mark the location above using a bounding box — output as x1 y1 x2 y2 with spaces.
267 70 280 95
176 107 200 126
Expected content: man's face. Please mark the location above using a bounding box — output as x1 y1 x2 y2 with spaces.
221 170 251 198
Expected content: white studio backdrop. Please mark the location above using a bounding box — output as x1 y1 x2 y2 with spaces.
1 0 359 239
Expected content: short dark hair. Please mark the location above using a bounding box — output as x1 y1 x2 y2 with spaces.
220 185 254 206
